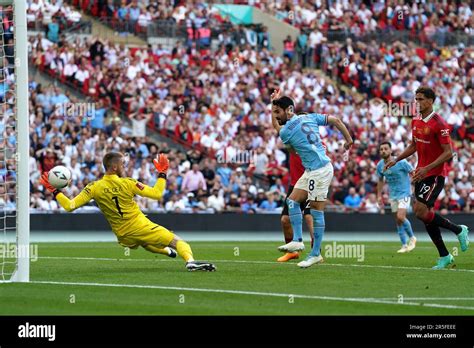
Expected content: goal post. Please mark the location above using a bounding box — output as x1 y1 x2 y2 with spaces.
0 0 29 282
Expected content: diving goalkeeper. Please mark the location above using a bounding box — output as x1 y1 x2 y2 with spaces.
39 152 216 272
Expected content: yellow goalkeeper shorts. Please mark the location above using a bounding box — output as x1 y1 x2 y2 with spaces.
117 223 175 249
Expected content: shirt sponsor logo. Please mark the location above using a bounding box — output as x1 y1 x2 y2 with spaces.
414 137 430 144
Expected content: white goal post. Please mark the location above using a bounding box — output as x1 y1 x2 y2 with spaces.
0 0 29 282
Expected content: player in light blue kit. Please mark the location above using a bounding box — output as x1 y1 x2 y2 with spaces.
270 90 353 268
376 141 416 253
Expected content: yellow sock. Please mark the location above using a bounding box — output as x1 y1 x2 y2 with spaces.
176 240 194 262
143 245 170 256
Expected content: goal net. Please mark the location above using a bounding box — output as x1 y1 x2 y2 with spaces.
0 0 29 282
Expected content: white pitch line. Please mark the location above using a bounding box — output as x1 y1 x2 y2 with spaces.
373 298 474 301
29 280 474 311
321 262 474 273
38 256 474 273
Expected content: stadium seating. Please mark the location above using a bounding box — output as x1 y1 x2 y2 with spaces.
21 1 474 214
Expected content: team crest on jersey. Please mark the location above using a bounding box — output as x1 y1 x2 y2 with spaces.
136 182 144 190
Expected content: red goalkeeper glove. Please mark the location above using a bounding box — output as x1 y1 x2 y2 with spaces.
153 154 169 179
39 172 61 197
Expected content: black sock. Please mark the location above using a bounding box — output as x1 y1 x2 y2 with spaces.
285 237 292 244
432 213 462 234
425 223 449 257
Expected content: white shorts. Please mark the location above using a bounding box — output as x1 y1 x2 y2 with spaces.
390 197 411 213
294 162 334 201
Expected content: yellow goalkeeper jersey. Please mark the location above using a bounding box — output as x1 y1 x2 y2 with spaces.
56 174 166 236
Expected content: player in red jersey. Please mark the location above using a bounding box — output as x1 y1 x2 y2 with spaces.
278 152 314 262
385 87 469 269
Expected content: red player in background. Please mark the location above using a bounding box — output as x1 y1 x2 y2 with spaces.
385 87 469 269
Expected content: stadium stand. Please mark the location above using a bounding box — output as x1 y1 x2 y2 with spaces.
18 1 474 214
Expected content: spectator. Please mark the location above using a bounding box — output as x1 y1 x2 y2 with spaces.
259 192 278 212
165 194 186 213
270 178 286 195
129 111 152 138
362 193 379 213
226 193 241 212
47 17 59 43
296 30 309 68
344 188 362 211
41 193 59 211
283 35 295 60
242 196 258 213
181 164 207 193
208 189 225 212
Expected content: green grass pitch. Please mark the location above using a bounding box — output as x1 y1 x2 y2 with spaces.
0 241 473 315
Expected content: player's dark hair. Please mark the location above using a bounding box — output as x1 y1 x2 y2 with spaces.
272 96 295 111
379 141 391 149
103 152 123 171
415 87 436 102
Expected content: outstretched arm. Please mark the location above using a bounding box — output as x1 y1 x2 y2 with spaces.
40 172 93 212
384 142 416 171
131 178 166 200
56 189 93 212
327 116 353 150
132 153 169 200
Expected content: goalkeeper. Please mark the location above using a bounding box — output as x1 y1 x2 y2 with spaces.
39 152 216 272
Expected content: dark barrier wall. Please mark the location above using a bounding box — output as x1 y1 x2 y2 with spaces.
30 213 474 232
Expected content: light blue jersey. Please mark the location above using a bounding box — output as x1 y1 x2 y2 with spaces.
377 159 413 200
279 113 330 171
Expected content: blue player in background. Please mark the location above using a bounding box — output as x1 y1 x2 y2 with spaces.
270 89 353 268
377 142 417 253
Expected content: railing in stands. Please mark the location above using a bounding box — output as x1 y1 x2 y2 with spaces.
61 0 474 48
324 29 474 47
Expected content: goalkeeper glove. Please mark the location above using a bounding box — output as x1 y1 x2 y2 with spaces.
39 172 61 197
153 153 169 179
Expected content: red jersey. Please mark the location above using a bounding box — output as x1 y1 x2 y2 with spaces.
289 153 305 186
411 112 451 177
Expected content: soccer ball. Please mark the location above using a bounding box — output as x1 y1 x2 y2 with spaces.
48 166 72 189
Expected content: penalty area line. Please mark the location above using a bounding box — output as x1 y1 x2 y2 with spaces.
29 280 474 311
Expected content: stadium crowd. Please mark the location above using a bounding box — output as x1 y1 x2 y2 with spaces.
242 0 473 35
27 0 83 42
2 0 470 214
25 23 474 214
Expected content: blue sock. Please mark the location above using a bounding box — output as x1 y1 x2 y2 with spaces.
310 209 325 257
402 219 414 238
287 199 303 242
397 224 407 245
